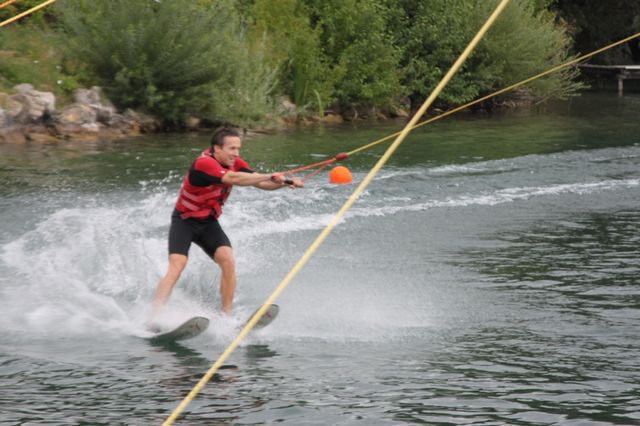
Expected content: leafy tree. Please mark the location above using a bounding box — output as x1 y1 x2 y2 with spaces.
304 0 403 109
386 0 478 109
389 0 581 111
551 0 640 64
209 37 280 125
56 0 277 126
472 0 583 102
247 0 335 111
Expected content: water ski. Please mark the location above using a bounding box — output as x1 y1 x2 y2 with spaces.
245 304 279 330
145 304 276 343
147 316 209 344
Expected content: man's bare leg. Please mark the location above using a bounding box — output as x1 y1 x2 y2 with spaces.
151 254 188 321
214 246 236 314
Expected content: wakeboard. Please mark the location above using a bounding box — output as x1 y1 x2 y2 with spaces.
147 316 209 344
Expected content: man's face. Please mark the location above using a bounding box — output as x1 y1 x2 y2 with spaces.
213 136 242 167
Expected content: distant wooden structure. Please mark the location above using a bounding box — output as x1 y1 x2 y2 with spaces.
578 64 640 96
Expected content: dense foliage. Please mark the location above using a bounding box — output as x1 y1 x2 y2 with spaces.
3 0 635 127
551 0 640 64
386 0 582 110
303 0 403 109
245 0 334 112
0 0 55 24
56 0 277 125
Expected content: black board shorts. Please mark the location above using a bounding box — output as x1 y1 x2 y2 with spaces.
168 209 231 257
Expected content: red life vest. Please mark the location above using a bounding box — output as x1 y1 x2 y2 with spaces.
175 149 249 220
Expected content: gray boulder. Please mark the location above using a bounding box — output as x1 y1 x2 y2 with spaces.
11 83 56 123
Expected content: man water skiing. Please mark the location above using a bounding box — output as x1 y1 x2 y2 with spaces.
150 127 303 323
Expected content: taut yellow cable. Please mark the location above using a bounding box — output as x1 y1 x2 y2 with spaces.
0 0 20 11
163 0 512 424
0 0 56 27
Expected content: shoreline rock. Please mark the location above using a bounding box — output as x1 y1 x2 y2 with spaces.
0 86 371 143
0 85 160 143
1 85 525 143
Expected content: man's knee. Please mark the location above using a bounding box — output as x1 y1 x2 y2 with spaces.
167 254 188 278
214 246 235 270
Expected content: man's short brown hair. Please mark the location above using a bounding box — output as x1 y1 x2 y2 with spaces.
211 127 240 149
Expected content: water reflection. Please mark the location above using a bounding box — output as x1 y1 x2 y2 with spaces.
459 210 640 315
444 210 640 424
245 344 279 360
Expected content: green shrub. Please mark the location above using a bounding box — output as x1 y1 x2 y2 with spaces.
304 0 403 109
472 0 584 101
207 35 280 125
390 0 581 110
249 0 403 112
57 0 278 126
248 0 336 112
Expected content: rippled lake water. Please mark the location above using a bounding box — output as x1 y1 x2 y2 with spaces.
1 92 639 425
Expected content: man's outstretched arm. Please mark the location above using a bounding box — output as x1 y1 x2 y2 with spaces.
254 174 304 190
222 171 303 190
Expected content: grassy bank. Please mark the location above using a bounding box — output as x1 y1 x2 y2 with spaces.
0 24 86 105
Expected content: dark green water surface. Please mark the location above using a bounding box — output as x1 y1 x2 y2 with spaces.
1 92 639 425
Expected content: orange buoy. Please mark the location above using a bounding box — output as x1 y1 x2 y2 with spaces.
329 166 352 184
